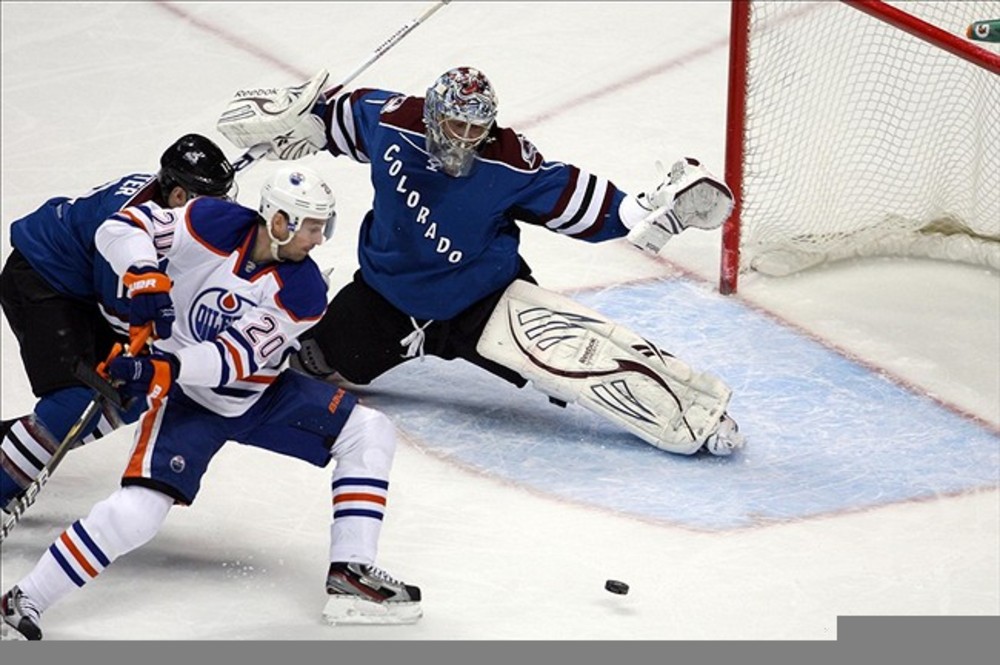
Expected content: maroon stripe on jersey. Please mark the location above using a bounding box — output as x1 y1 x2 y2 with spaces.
1 455 32 487
4 428 44 471
552 173 598 232
22 416 59 455
128 180 159 207
570 186 614 239
378 94 426 135
332 93 365 162
479 128 543 171
538 165 582 225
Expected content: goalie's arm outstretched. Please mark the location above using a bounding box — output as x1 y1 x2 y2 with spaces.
216 72 735 256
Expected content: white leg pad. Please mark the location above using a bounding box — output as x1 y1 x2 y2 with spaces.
322 596 423 626
476 280 731 455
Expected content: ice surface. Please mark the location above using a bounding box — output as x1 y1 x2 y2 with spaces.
1 1 997 642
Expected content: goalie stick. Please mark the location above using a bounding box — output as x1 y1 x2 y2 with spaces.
0 327 151 542
230 0 452 174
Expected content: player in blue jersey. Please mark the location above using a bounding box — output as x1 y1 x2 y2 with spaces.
2 166 420 640
217 67 746 457
0 134 236 512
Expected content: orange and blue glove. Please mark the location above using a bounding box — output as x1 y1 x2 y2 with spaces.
107 353 179 407
123 265 174 340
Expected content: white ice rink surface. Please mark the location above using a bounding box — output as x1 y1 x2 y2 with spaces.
1 1 998 643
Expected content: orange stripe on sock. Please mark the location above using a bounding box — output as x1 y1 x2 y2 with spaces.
332 493 387 505
60 532 99 578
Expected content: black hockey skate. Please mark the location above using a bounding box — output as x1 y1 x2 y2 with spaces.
322 562 422 625
1 586 42 641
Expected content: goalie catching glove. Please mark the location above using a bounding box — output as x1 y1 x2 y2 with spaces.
620 158 734 254
217 69 330 160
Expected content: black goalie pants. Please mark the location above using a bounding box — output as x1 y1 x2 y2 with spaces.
304 266 536 389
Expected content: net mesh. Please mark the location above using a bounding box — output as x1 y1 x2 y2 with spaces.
739 1 1000 276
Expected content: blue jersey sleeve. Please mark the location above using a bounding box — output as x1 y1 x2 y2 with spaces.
273 259 328 322
185 197 261 254
9 173 158 299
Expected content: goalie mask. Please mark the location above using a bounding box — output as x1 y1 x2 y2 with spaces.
259 166 337 260
423 67 498 177
159 133 236 200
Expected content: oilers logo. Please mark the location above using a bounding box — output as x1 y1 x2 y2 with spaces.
189 287 256 341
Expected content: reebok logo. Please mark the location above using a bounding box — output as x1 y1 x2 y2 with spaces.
579 338 599 366
234 88 279 98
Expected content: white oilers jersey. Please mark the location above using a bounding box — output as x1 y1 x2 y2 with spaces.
95 197 328 416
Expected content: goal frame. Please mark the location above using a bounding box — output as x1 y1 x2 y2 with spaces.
720 0 1000 295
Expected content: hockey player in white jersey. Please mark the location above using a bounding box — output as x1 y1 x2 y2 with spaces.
216 66 745 457
1 134 236 513
1 166 420 640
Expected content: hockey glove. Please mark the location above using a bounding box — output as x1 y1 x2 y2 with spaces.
268 113 328 160
217 69 330 158
123 265 174 340
620 158 734 254
107 352 179 407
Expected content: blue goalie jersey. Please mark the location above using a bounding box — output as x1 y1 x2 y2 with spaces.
315 88 632 320
9 173 160 328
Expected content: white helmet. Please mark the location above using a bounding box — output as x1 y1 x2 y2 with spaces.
259 166 337 242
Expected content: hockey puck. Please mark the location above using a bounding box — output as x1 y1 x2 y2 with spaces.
604 579 629 595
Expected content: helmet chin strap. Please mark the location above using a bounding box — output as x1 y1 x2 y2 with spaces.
266 217 295 262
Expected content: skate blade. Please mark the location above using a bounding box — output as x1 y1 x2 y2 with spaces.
322 595 422 626
1 622 30 641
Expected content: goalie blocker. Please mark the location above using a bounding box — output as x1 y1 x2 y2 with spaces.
476 280 743 455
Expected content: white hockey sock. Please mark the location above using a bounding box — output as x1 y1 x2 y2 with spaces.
328 406 396 563
18 551 77 615
16 486 173 615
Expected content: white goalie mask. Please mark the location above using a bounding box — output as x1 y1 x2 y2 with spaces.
423 67 498 177
259 166 336 258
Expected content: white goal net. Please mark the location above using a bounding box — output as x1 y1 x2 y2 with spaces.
726 1 1000 282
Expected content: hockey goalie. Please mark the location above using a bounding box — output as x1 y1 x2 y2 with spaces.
216 66 746 457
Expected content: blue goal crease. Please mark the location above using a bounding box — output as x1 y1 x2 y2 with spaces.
361 279 1000 530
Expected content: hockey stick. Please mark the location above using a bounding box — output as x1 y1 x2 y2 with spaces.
0 327 151 542
230 0 452 174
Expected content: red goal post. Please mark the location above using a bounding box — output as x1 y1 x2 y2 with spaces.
720 0 1000 295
